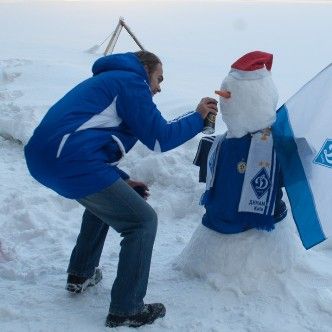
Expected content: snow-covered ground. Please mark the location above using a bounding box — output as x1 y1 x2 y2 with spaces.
1 1 332 331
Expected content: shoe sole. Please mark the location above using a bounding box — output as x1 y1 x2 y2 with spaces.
106 305 166 328
66 269 102 294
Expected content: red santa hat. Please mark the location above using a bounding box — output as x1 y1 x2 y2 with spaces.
231 51 273 72
215 51 274 98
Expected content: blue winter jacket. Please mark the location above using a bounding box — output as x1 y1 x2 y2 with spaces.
24 53 204 198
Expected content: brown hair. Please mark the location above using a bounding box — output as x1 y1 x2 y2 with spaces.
134 51 161 75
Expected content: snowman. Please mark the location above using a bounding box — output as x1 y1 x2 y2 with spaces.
175 51 305 292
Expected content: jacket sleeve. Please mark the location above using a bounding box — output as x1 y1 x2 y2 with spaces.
117 79 204 152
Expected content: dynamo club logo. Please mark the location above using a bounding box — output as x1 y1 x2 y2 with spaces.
250 168 271 199
314 139 332 169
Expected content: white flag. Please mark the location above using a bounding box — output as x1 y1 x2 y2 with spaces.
272 63 332 249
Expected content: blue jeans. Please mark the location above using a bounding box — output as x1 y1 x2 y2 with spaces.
67 178 158 316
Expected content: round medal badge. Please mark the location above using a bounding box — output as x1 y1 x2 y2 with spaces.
237 161 246 174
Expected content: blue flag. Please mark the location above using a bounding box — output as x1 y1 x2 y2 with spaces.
272 63 332 249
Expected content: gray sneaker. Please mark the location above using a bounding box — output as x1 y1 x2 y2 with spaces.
105 303 166 328
66 267 102 294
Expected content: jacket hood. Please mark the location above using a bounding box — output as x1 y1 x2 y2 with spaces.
92 52 148 81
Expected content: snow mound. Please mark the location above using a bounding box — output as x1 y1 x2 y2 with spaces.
175 218 306 293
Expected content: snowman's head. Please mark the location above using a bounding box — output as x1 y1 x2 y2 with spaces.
216 51 279 138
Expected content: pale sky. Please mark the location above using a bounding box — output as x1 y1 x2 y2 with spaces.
1 0 332 3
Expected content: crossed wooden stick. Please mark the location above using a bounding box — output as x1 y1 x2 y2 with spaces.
104 17 145 56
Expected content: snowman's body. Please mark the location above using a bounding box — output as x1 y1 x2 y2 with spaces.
175 51 300 286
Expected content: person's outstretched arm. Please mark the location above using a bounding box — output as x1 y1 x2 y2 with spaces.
118 80 217 152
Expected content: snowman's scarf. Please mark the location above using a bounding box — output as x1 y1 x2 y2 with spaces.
200 130 278 231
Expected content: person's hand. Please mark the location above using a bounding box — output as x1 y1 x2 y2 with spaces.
196 97 218 119
126 179 150 200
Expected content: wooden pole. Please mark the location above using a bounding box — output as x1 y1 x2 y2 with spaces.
104 18 145 56
120 19 145 52
104 19 123 56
